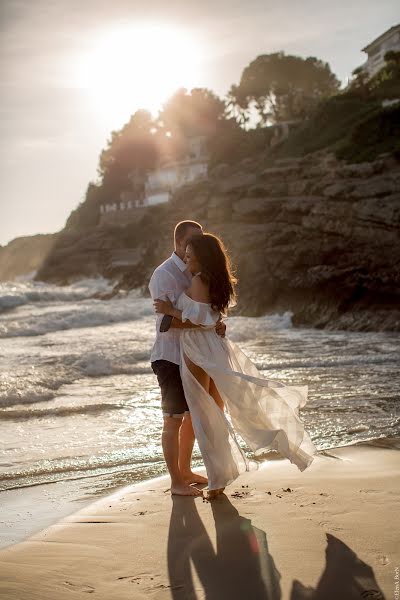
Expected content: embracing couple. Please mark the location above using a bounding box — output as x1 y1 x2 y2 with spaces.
149 220 316 500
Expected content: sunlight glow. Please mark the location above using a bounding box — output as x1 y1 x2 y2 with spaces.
76 24 204 126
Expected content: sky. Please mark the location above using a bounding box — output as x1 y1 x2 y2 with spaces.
0 0 399 246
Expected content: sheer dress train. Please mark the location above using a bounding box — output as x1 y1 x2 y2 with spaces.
176 292 317 491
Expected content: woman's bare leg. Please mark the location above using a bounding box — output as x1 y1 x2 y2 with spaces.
208 378 225 497
184 353 210 391
209 378 224 412
183 359 226 499
182 353 210 485
183 357 227 499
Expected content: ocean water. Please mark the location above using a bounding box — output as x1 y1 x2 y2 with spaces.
0 276 399 546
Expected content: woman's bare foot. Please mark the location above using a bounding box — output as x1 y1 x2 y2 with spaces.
183 471 208 485
171 483 203 496
205 489 218 501
205 487 225 501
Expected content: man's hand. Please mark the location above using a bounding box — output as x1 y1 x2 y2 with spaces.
215 318 226 338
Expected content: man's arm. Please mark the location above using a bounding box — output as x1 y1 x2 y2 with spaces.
170 318 200 329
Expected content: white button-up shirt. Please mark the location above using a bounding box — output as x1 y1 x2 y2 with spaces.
148 252 192 365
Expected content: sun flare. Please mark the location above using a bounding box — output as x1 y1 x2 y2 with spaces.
77 24 204 126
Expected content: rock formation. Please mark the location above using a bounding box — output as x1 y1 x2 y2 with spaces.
17 150 400 331
0 233 59 281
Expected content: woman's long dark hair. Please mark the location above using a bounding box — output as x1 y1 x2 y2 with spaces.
187 233 237 314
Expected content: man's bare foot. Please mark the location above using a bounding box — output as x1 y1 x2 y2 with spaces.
171 483 203 496
183 472 208 485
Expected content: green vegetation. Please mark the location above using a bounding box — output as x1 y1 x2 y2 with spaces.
227 52 340 125
352 50 400 100
67 47 399 232
336 104 400 162
270 49 400 162
269 93 382 159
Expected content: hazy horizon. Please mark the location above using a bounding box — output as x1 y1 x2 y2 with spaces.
1 0 399 246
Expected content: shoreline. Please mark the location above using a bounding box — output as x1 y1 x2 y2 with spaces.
0 436 398 599
0 437 400 550
0 435 398 552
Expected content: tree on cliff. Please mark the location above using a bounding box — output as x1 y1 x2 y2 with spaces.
98 109 160 190
156 88 226 159
66 110 163 231
158 87 226 136
227 52 340 126
350 66 371 98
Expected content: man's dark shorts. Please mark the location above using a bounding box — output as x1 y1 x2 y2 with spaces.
151 360 189 418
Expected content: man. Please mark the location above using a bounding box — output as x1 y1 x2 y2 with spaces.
149 220 226 496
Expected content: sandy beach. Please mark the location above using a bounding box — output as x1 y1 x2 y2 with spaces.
0 438 398 600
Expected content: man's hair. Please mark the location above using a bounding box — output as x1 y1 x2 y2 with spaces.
174 220 203 241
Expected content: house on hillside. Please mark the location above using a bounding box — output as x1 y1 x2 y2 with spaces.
99 134 208 225
361 24 400 78
145 135 208 206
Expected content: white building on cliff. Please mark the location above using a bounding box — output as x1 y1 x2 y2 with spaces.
145 135 208 206
361 24 400 78
99 134 208 223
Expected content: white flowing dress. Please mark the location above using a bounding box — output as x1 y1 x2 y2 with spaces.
176 291 317 491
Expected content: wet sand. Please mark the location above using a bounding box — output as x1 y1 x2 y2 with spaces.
0 439 398 599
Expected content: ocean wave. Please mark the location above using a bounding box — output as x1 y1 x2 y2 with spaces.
254 355 400 371
0 295 153 337
0 402 128 420
228 311 293 341
71 352 152 377
0 356 152 409
0 451 161 487
0 367 75 408
0 277 114 312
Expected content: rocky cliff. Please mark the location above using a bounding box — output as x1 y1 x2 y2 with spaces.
34 150 400 331
0 233 59 281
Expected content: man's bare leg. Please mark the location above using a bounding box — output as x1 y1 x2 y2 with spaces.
179 414 208 485
162 416 202 496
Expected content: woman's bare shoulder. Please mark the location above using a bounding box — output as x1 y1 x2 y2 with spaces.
187 274 210 303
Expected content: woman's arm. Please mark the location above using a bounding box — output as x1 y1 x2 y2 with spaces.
153 298 200 329
153 298 182 321
154 276 224 333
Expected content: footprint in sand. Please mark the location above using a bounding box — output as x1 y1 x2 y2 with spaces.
64 581 95 593
117 573 166 590
318 521 344 532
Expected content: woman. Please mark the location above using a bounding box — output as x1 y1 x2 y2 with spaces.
154 233 317 499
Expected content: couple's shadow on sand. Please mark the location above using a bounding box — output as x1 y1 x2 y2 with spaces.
167 494 385 600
